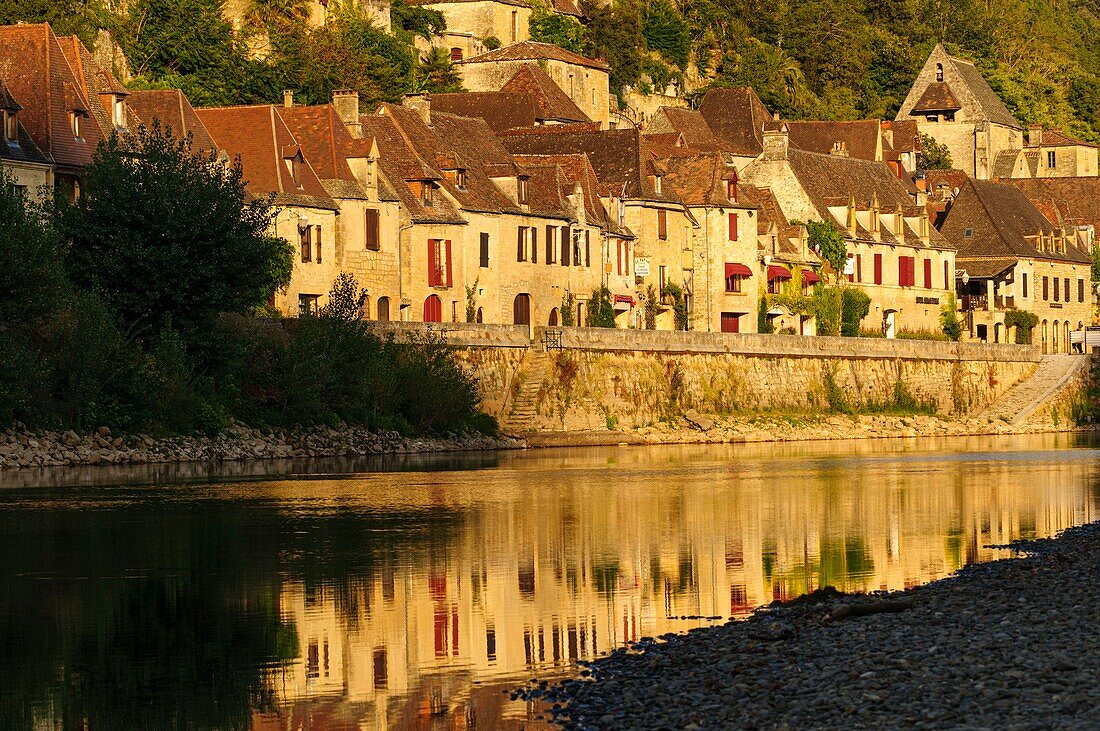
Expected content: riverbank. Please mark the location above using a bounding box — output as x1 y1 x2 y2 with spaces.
0 422 519 470
519 520 1100 729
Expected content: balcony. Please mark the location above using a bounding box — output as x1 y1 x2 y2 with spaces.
960 294 988 312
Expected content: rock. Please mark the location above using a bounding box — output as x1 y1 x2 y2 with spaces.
683 410 716 432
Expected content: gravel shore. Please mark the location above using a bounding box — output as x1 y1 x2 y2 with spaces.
521 522 1100 729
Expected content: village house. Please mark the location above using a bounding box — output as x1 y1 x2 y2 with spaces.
405 0 582 61
195 102 341 317
784 119 921 179
0 80 52 201
896 44 1023 180
1008 177 1100 256
499 125 693 328
940 179 1093 350
280 92 404 320
695 87 783 170
742 127 956 337
458 41 610 128
992 126 1099 179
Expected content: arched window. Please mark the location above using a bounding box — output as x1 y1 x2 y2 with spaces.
377 296 390 322
423 294 442 323
548 307 560 326
935 63 944 82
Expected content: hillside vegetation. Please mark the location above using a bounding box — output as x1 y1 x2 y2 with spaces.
3 0 1100 139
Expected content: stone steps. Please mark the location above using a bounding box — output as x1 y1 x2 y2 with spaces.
978 354 1090 425
503 350 552 432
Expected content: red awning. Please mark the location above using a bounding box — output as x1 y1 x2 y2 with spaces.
802 269 821 285
613 294 635 306
724 263 753 278
767 265 792 281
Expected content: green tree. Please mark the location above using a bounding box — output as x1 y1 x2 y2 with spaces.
60 124 293 337
0 0 107 46
529 1 585 54
642 0 690 69
805 220 847 282
918 133 953 172
840 288 871 336
583 0 644 97
391 0 446 42
586 287 617 328
411 46 463 93
246 0 311 28
663 282 689 330
320 272 369 322
940 293 963 341
560 291 576 326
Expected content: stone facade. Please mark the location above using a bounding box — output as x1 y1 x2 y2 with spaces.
272 206 341 314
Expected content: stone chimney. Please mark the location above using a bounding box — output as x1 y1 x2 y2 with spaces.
1028 124 1043 146
829 141 849 157
283 90 294 108
761 125 789 161
333 89 362 138
403 93 431 125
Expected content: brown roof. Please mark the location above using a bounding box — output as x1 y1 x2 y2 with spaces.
513 153 630 236
0 23 105 170
1028 128 1098 149
429 65 590 132
948 55 1020 129
738 183 812 261
911 82 961 113
646 107 722 154
1008 177 1100 232
882 120 920 154
423 108 528 213
126 89 220 154
697 87 779 156
926 168 969 198
195 105 337 210
785 120 882 161
941 179 1090 264
658 153 741 207
500 64 591 122
0 83 49 166
56 35 127 140
461 41 609 71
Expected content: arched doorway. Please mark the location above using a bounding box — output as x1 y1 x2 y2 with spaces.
1053 320 1061 353
883 310 897 339
548 307 560 326
1065 321 1071 352
1042 320 1049 353
513 293 531 326
476 307 483 323
994 322 1003 344
377 297 390 322
423 294 442 323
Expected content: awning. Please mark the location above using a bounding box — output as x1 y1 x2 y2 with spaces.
802 270 821 286
767 265 792 281
613 294 635 305
724 263 753 278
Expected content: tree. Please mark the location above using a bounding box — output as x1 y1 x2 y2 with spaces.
918 133 953 172
840 288 871 336
411 46 463 93
246 0 310 28
390 0 446 42
586 287 617 328
940 293 963 341
583 0 644 97
60 123 293 337
529 1 585 54
320 272 368 322
642 0 690 69
805 220 847 282
663 282 689 330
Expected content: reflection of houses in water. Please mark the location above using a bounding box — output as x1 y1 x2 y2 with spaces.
262 453 1096 728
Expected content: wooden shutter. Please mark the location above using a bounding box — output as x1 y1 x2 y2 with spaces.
365 209 380 251
517 227 525 261
874 253 882 285
1043 276 1049 300
1080 278 1086 302
923 259 932 289
427 239 439 286
856 254 863 283
301 227 311 263
1065 278 1070 302
944 261 950 290
445 240 453 287
728 212 738 241
585 230 591 266
657 209 667 239
546 225 554 263
480 232 489 268
315 226 322 263
563 230 571 266
531 227 537 263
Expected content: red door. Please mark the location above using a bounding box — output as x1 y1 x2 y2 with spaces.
423 294 442 322
720 312 740 333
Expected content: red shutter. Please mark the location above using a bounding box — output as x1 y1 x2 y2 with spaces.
546 225 554 263
585 230 591 266
856 254 863 283
444 239 453 287
427 239 439 286
874 253 883 285
923 258 932 289
728 212 737 241
517 227 525 261
531 227 538 263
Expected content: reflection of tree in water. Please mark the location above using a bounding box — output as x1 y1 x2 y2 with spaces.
0 493 463 729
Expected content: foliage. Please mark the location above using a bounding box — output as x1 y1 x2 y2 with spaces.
0 0 108 46
840 288 871 337
1004 308 1039 344
411 46 463 94
815 286 843 336
465 278 479 323
663 282 689 330
757 296 774 334
582 0 645 98
320 272 368 322
918 133 953 172
940 293 963 341
529 1 585 54
586 287 617 328
483 35 502 50
644 285 659 329
805 220 847 281
60 123 292 339
246 0 310 29
642 0 690 69
390 0 445 41
560 291 576 326
895 328 950 341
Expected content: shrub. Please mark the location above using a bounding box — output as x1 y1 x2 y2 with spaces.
560 291 576 326
940 293 963 341
1004 308 1039 344
815 287 843 336
644 285 658 329
840 288 871 337
663 282 689 330
586 287 617 328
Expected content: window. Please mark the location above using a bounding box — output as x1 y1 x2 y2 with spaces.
314 225 322 263
510 10 518 41
560 225 569 264
726 179 737 201
421 181 434 207
936 63 944 82
1080 278 1086 303
725 272 743 293
518 177 528 204
1065 277 1070 302
454 169 467 190
3 111 16 142
616 239 629 275
923 259 932 289
654 175 662 195
657 208 667 240
70 111 81 138
659 265 668 294
1047 151 1057 169
728 212 738 241
428 239 452 287
1054 276 1060 302
112 97 126 128
450 47 463 62
298 294 320 317
964 228 973 238
926 114 938 123
479 232 490 268
584 230 591 267
944 260 951 290
364 209 380 251
1023 272 1029 299
944 112 955 122
573 229 584 266
300 225 312 262
857 254 863 283
1043 276 1049 301
545 225 557 263
516 226 536 262
898 256 916 287
720 312 741 333
874 253 883 285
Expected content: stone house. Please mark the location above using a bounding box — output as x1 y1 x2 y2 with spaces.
644 107 726 155
784 119 921 178
195 104 341 316
696 87 782 170
280 92 405 320
428 63 593 132
0 80 52 202
941 179 1093 350
992 126 1099 179
742 128 956 337
896 44 1023 180
406 0 582 61
458 41 610 128
1008 177 1100 256
499 125 694 328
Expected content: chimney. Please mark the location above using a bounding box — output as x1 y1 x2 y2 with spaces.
761 125 789 161
283 90 294 108
829 141 849 157
1028 124 1042 146
333 89 362 138
403 93 431 125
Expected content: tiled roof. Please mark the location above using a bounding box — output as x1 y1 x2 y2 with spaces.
941 179 1090 264
738 183 813 261
949 56 1020 129
697 87 779 156
926 168 969 198
429 65 590 132
646 107 722 153
1008 177 1100 232
910 82 961 113
0 23 104 170
785 120 882 161
500 64 591 123
658 153 740 207
513 153 630 236
56 35 127 140
461 41 609 71
991 149 1021 179
1028 128 1099 149
882 120 920 154
279 104 361 182
0 81 49 165
126 89 220 154
516 162 573 220
195 105 337 210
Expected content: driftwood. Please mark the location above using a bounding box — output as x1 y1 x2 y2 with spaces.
823 598 915 623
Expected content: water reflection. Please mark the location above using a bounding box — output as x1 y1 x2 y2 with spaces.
0 434 1098 729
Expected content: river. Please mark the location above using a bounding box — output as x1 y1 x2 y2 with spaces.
1 433 1098 729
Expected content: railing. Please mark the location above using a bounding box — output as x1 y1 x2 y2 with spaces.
961 294 988 312
542 329 563 351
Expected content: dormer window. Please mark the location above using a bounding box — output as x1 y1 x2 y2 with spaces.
422 181 434 207
726 178 738 201
654 175 662 195
518 177 528 205
455 168 467 191
936 63 944 82
284 155 302 188
112 96 126 128
3 111 16 144
69 111 82 138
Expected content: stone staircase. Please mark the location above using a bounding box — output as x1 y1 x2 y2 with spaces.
978 354 1090 425
503 349 551 434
